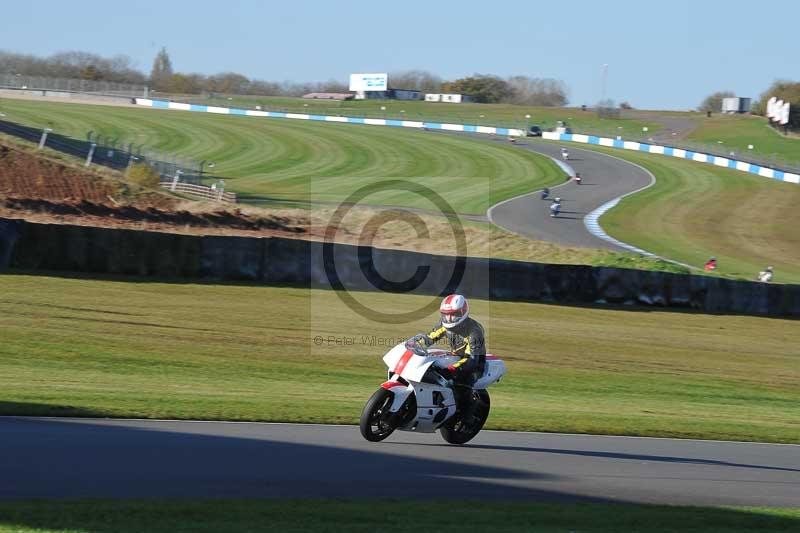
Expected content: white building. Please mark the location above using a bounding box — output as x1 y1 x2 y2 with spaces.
360 88 422 100
424 93 475 104
721 97 751 114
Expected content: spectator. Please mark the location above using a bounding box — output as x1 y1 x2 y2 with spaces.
704 257 717 271
757 266 774 283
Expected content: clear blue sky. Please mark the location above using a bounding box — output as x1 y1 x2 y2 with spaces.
2 0 796 110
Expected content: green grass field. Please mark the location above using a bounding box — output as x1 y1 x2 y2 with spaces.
0 99 563 214
2 97 798 280
159 93 664 136
556 143 800 283
1 500 798 533
2 273 798 444
170 95 800 169
687 113 800 167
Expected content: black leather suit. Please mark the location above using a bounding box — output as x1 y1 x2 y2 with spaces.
422 317 486 386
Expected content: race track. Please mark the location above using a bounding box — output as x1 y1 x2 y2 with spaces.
487 138 653 250
2 417 798 506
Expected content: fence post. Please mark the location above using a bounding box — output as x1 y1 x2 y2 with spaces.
125 154 139 177
37 128 52 150
171 170 182 191
85 143 97 167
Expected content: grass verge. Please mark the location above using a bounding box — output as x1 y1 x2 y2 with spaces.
0 99 564 214
155 93 664 135
550 142 800 283
0 500 797 533
687 113 800 167
1 273 797 443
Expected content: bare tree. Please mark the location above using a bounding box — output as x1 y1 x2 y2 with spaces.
506 76 569 106
389 70 442 92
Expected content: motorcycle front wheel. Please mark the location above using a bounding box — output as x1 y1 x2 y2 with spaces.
359 389 396 442
440 389 490 445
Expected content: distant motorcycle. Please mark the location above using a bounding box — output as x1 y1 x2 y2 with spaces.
541 187 550 200
360 341 506 445
550 200 562 217
561 149 569 161
574 173 582 185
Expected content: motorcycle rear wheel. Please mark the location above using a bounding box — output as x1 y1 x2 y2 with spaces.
440 390 490 445
359 389 396 442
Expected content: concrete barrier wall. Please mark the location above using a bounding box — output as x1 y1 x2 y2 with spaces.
134 98 526 137
543 132 800 185
1 217 797 317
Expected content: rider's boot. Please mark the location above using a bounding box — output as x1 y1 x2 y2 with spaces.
455 386 478 426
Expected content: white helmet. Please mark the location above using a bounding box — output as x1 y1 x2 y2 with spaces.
440 294 469 329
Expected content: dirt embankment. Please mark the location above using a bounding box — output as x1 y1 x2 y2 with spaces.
0 142 309 237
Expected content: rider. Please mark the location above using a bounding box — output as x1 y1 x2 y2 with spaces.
541 186 550 199
409 294 486 418
575 172 582 184
550 197 562 217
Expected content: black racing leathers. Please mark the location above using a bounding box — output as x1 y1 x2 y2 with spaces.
421 317 486 384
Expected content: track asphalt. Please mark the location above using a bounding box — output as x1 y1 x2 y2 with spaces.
2 417 798 506
485 137 653 250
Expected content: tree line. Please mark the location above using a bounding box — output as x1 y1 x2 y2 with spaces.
1 48 569 105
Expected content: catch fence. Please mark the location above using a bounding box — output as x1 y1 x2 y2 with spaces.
0 74 148 98
0 118 234 202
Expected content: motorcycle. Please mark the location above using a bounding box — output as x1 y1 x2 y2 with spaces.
561 149 569 161
541 188 550 200
550 201 561 217
360 341 506 444
574 174 582 185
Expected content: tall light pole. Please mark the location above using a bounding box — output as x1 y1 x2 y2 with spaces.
525 113 531 132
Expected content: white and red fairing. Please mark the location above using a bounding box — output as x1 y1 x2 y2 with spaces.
381 343 506 418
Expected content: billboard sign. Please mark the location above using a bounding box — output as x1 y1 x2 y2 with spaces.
349 73 388 92
780 101 791 125
767 96 778 120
